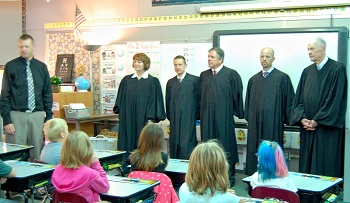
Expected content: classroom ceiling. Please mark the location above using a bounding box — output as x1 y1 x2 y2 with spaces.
75 0 138 20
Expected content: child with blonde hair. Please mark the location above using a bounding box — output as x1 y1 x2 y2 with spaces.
250 140 297 192
129 123 168 172
179 140 245 203
40 118 68 165
51 131 110 202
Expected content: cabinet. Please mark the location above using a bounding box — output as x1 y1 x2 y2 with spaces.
52 92 94 135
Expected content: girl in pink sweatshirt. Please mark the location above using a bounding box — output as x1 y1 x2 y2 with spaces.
52 131 110 202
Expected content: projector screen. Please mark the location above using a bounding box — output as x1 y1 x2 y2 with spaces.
214 27 348 99
213 27 348 123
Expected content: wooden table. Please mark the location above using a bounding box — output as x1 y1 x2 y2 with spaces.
65 114 119 131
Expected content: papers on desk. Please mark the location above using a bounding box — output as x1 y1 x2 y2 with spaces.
6 160 55 169
290 172 339 182
107 175 156 185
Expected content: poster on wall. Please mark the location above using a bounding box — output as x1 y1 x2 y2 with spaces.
55 54 74 83
101 47 116 61
101 62 116 75
100 44 127 114
102 103 114 114
102 75 117 89
101 90 117 103
126 41 161 77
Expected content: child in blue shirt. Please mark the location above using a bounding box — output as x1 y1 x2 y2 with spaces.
40 118 68 165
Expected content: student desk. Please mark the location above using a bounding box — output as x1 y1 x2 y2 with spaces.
164 159 189 188
95 150 127 176
1 160 55 203
243 172 343 203
65 114 119 131
242 197 286 202
0 142 34 161
100 176 160 203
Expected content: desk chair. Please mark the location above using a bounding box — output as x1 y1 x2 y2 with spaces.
128 171 179 203
33 159 52 202
52 190 89 203
252 186 300 203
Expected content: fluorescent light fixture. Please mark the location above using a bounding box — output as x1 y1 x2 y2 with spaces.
199 0 350 13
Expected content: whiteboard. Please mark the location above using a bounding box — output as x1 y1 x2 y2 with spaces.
100 43 212 114
159 43 212 98
214 27 348 124
217 31 339 101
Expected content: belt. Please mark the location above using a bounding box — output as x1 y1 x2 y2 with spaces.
13 109 38 113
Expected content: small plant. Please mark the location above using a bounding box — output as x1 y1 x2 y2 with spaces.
50 76 62 85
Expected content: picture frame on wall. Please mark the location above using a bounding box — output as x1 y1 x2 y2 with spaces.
55 54 74 83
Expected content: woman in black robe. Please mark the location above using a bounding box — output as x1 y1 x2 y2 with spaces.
113 53 166 152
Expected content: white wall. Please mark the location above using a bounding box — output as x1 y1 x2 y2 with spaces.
0 2 21 65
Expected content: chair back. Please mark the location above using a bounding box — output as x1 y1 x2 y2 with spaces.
52 190 89 203
252 186 300 203
128 171 179 203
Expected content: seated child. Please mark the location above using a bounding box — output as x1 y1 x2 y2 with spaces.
0 160 17 203
40 118 68 165
250 140 297 192
179 140 245 203
129 123 168 173
51 131 110 202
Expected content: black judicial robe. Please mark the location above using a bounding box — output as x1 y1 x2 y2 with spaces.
113 74 166 152
290 58 347 177
199 66 244 165
166 73 199 159
245 68 295 175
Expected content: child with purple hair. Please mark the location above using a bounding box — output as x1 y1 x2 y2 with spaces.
250 140 297 192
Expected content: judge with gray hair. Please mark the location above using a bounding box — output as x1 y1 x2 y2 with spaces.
290 37 347 177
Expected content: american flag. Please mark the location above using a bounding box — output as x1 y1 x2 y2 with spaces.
74 4 86 33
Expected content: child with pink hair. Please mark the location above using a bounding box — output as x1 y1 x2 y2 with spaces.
250 140 297 192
